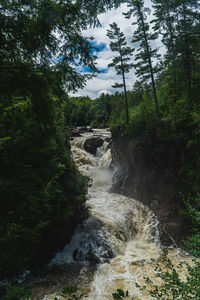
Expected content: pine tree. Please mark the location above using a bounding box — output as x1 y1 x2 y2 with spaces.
107 22 134 123
175 0 200 96
152 0 200 98
0 0 126 279
152 0 178 99
124 0 160 118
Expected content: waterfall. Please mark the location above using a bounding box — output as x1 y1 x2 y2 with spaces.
44 129 192 300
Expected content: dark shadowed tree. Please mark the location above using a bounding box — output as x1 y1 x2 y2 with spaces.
0 0 126 279
175 0 200 96
152 0 179 99
152 0 200 99
107 22 134 123
124 0 160 118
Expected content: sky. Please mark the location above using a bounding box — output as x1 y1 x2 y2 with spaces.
71 1 162 99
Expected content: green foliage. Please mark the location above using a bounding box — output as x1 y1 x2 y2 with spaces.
184 193 200 258
107 22 134 123
135 248 200 299
149 262 200 299
59 286 86 300
64 94 112 127
0 0 131 282
152 0 200 98
0 90 87 278
3 284 31 300
0 0 119 280
124 0 160 118
108 0 200 136
1 0 200 293
54 287 133 300
110 88 158 139
107 22 134 78
112 289 131 299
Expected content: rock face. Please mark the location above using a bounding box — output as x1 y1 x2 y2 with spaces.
30 204 88 270
79 126 93 133
69 127 94 137
69 128 82 137
111 137 191 246
83 137 104 155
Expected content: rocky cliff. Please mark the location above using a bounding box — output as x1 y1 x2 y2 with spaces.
111 136 191 246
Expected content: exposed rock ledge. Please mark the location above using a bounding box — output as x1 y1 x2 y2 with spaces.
110 137 191 246
83 137 104 155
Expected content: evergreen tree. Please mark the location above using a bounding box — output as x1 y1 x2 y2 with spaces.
152 0 200 99
0 0 125 279
175 0 200 96
152 0 179 99
124 0 160 118
107 22 134 123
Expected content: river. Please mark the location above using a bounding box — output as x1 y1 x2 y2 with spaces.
33 129 192 300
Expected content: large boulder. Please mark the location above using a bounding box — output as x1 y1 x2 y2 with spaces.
78 126 88 132
69 128 82 137
87 127 94 133
83 137 104 155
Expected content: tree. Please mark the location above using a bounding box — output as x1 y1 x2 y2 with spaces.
152 0 179 99
124 0 160 118
0 0 126 279
175 0 199 96
152 0 200 100
107 22 134 123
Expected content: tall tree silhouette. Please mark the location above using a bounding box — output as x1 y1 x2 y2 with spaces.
152 0 178 99
153 0 200 99
176 0 199 96
107 22 134 123
124 0 160 118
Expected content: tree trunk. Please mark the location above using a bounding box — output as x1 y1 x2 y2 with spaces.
139 6 160 119
166 10 177 100
119 45 129 124
182 3 192 95
122 70 129 124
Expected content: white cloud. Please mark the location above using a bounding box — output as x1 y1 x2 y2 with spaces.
71 2 163 99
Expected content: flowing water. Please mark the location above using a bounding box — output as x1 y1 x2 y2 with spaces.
43 129 193 300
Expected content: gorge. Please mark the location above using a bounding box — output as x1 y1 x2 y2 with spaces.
27 128 194 300
1 1 200 298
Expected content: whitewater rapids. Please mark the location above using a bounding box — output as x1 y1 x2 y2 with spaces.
44 129 193 300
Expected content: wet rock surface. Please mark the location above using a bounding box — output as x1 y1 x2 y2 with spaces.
69 128 82 137
30 204 88 270
110 137 191 246
68 127 94 138
83 137 104 155
22 264 97 300
79 126 93 133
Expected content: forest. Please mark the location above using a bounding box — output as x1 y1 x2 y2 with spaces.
0 0 200 299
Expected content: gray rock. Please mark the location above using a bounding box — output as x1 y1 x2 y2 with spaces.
79 126 88 132
83 137 104 155
69 128 82 137
87 127 94 132
110 137 191 247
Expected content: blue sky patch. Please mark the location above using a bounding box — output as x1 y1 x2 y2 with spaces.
90 41 107 54
80 66 108 74
100 68 108 74
81 66 93 73
57 42 106 64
